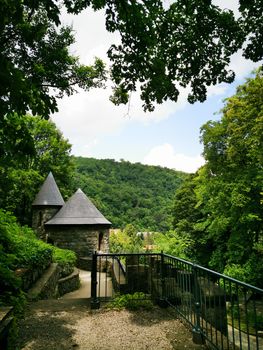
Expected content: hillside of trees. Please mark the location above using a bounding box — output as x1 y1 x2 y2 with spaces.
108 70 263 289
0 71 262 305
171 70 263 287
73 157 187 232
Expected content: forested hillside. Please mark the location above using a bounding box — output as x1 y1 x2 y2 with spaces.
73 157 187 231
171 70 263 287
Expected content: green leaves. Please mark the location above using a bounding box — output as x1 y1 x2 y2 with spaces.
171 70 263 286
0 114 75 225
0 2 107 120
106 0 243 110
1 1 262 115
73 157 185 232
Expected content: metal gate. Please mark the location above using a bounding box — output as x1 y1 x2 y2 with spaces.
91 252 263 350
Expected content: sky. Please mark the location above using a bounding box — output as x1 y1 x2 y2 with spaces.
52 1 260 173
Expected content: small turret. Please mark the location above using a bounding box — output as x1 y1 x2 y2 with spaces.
32 172 64 240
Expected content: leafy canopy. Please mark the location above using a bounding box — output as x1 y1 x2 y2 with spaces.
1 0 262 118
172 70 263 286
0 114 75 225
0 0 106 120
64 0 263 110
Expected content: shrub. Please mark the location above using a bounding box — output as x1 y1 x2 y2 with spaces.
0 210 77 309
107 292 154 311
51 246 77 277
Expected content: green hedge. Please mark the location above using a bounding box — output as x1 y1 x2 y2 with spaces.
51 246 77 277
0 210 76 309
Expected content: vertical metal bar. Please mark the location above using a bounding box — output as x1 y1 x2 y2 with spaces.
208 273 213 345
137 254 139 294
236 284 242 350
218 277 223 350
223 278 230 350
229 282 236 349
252 294 259 350
191 266 195 324
104 255 108 299
213 277 218 347
91 251 100 309
192 264 204 344
159 251 167 307
98 254 101 299
244 289 250 350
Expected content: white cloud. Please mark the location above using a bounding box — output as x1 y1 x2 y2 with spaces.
212 0 240 18
207 84 228 97
53 5 261 160
52 87 129 155
54 8 190 156
143 143 205 173
229 50 260 81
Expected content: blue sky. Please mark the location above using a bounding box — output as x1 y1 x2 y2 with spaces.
52 2 260 173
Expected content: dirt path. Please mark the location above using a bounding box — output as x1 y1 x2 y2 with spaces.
17 300 207 350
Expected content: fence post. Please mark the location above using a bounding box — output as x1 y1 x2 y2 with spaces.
192 264 204 344
158 251 168 307
91 251 100 309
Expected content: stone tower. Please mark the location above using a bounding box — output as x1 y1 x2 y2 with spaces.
45 188 111 259
32 172 64 240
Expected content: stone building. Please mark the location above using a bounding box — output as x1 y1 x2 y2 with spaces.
32 172 111 262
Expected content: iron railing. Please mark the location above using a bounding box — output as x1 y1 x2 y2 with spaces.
90 252 263 350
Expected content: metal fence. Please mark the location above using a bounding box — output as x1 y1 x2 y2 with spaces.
90 252 263 350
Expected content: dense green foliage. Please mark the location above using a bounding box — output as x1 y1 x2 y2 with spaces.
172 70 263 287
0 210 76 308
52 245 77 277
152 231 194 260
0 1 106 120
107 292 153 311
1 1 262 119
109 225 194 261
73 157 186 231
110 225 144 253
0 114 75 225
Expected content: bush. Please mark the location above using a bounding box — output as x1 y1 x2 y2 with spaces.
0 210 52 270
107 292 154 311
51 246 77 277
0 210 77 309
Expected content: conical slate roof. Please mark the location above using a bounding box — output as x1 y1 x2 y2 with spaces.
32 172 64 206
45 189 111 226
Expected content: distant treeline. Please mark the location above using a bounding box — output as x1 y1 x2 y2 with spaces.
73 157 187 232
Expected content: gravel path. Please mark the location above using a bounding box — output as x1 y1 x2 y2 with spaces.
17 300 207 350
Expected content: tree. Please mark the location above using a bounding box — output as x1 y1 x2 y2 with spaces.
194 69 263 285
1 1 262 118
110 224 143 253
0 115 75 225
0 1 106 121
65 0 262 110
170 70 263 286
73 156 185 231
172 174 213 265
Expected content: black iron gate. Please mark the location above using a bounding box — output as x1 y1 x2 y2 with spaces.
91 252 263 350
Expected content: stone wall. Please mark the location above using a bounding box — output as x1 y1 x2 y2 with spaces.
27 263 60 301
45 225 109 260
15 262 51 291
58 268 80 296
27 264 80 300
32 206 61 240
